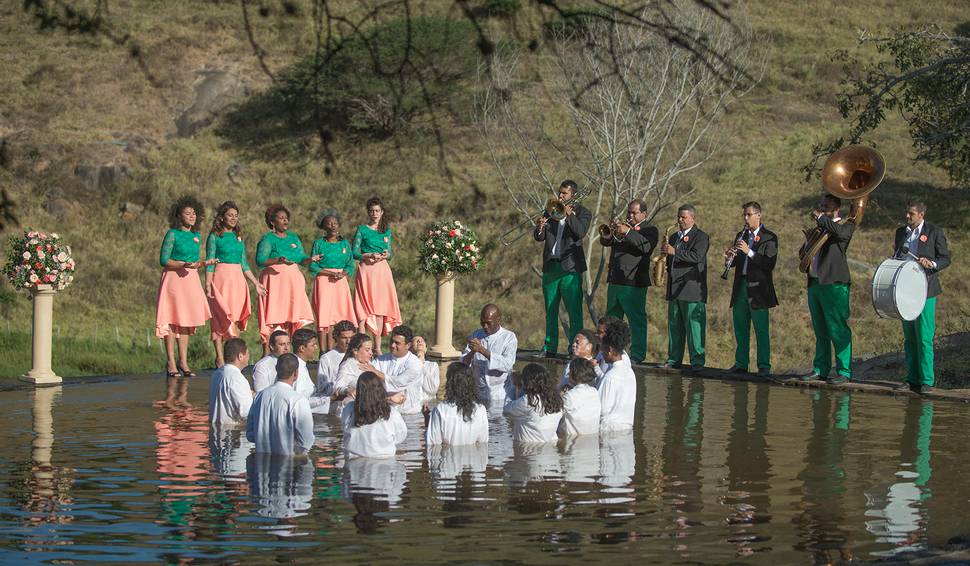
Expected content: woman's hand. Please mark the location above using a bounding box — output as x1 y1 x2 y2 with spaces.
206 281 214 298
311 254 323 262
255 282 267 297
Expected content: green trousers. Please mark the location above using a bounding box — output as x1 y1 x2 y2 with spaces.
666 299 705 367
903 296 936 387
732 280 771 370
606 284 648 362
807 279 852 378
542 261 584 354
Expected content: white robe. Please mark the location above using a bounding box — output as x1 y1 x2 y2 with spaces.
597 356 637 432
246 381 315 455
462 326 518 407
315 348 344 395
420 359 441 404
503 396 562 444
331 357 363 414
373 351 424 415
425 401 489 446
558 357 605 390
252 354 278 393
558 383 601 437
341 402 408 459
294 356 328 414
208 363 253 426
593 351 630 387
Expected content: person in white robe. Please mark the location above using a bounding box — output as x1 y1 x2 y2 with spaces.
252 330 291 393
373 326 425 415
559 329 604 390
315 320 356 403
592 316 630 384
290 328 327 413
503 363 563 444
246 353 315 455
558 357 601 437
597 320 637 433
461 304 518 408
332 333 380 414
342 372 408 459
410 335 441 405
209 338 254 426
426 363 488 446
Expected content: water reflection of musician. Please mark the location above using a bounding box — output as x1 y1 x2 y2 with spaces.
893 202 950 394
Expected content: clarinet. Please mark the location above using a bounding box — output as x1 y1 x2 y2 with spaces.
720 227 750 280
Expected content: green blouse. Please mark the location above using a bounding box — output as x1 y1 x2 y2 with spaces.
205 231 252 273
255 231 308 268
159 228 202 267
352 225 393 260
309 237 355 277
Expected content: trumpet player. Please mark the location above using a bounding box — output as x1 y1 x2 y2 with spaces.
598 199 658 364
659 204 709 373
534 180 592 358
723 202 777 377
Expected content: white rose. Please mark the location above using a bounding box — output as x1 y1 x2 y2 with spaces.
29 273 39 283
22 252 30 260
37 250 45 259
51 233 59 239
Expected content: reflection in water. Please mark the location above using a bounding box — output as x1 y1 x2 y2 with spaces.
209 425 252 481
795 392 853 564
723 383 772 557
866 399 934 555
154 407 210 536
662 377 706 549
560 434 599 483
246 452 314 537
599 430 635 501
427 443 489 527
343 457 407 534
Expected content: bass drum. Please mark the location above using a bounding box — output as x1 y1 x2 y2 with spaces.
871 259 927 321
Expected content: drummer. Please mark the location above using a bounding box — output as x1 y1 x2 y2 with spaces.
892 201 950 394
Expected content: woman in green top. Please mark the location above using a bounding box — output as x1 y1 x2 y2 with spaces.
255 204 321 352
309 208 356 351
352 197 402 354
156 195 217 382
205 201 267 368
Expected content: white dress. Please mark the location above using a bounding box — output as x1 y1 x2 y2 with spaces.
597 356 637 432
373 351 424 415
331 357 363 415
462 326 518 407
246 381 315 455
558 357 605 390
208 363 253 426
420 359 441 404
425 401 489 446
341 402 408 459
558 383 601 437
251 354 278 393
503 395 562 444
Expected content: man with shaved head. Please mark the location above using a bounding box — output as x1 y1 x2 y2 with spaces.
461 304 518 409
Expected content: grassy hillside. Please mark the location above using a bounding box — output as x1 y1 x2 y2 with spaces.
1 1 967 379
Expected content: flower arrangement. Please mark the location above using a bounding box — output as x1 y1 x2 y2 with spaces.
4 230 76 292
417 220 483 276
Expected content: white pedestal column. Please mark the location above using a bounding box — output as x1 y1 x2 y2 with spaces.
21 284 62 385
428 274 462 360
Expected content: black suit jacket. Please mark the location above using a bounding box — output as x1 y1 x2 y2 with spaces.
802 215 853 286
729 226 779 309
666 226 709 302
601 222 659 287
534 205 592 274
893 221 950 298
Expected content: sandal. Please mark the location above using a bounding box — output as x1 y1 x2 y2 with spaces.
165 367 180 378
177 365 197 378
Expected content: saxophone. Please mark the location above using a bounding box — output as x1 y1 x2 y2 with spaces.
651 224 677 287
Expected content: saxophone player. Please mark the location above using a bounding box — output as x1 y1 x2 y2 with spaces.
723 202 778 377
598 199 658 364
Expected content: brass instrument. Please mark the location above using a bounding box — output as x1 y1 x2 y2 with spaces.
500 188 591 246
597 217 633 239
651 224 677 287
721 226 750 280
798 145 885 273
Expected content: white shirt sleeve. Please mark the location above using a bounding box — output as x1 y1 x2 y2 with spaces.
473 407 489 444
389 410 408 445
383 355 423 393
245 394 260 443
503 395 530 421
598 374 620 422
422 361 441 401
488 331 518 374
425 406 444 446
293 397 315 454
252 360 274 393
232 374 253 419
333 360 357 395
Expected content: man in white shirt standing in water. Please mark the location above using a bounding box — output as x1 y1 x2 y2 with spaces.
252 330 290 393
461 304 518 410
208 337 254 426
597 320 636 432
374 325 424 415
247 353 315 455
315 320 357 401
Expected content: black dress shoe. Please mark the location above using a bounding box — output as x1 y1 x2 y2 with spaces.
828 375 849 385
687 365 705 374
894 382 915 393
757 368 771 377
543 351 558 359
799 372 823 382
918 385 934 394
723 365 749 375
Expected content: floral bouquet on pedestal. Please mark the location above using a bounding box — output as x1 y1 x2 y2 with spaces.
4 230 76 292
417 220 483 277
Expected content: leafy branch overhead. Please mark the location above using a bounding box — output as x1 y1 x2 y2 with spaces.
806 26 970 185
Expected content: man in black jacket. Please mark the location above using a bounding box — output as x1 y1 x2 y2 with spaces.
724 202 778 377
599 199 659 364
534 180 592 357
802 194 854 384
893 201 950 394
660 204 709 371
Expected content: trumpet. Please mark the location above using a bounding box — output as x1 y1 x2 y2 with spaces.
721 227 750 280
597 217 633 239
651 224 677 287
500 188 590 246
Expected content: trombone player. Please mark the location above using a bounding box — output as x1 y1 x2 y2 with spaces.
723 202 777 377
598 199 658 364
534 180 592 358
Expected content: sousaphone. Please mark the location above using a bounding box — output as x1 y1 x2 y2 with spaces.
798 145 886 273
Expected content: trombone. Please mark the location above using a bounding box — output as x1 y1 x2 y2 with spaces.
500 188 590 246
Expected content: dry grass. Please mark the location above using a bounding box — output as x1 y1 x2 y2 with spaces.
0 0 967 378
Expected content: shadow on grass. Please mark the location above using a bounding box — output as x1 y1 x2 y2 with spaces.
215 89 321 162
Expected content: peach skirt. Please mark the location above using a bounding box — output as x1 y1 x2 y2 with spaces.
208 263 252 340
353 260 402 336
312 273 356 330
155 268 211 338
257 263 314 344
